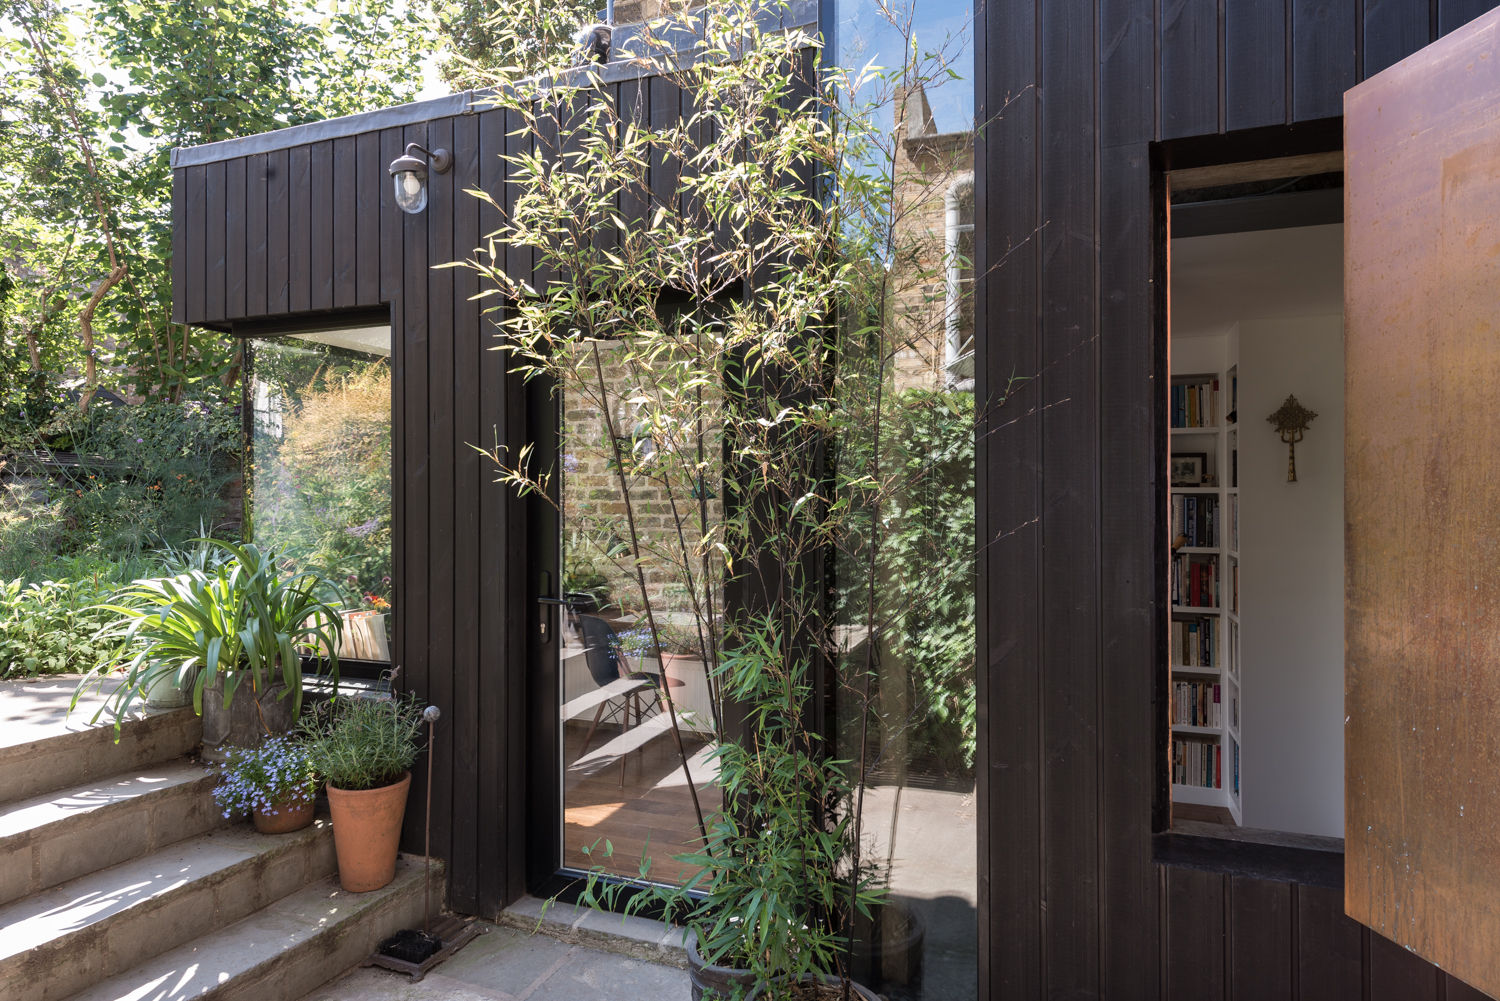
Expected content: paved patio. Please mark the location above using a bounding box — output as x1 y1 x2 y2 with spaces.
304 922 690 1001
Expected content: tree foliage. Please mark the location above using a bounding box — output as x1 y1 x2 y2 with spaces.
0 0 433 406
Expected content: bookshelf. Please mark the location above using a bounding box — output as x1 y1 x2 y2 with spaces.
1169 364 1242 823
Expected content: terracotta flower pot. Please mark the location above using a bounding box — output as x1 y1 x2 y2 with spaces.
325 771 411 892
253 796 315 834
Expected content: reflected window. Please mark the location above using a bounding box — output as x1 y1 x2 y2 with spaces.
245 325 393 664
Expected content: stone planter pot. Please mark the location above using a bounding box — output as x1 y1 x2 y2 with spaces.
687 931 758 1001
253 795 315 834
745 975 882 1001
326 771 411 892
200 677 295 764
143 666 193 709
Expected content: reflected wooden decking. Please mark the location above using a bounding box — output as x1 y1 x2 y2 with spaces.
562 720 719 885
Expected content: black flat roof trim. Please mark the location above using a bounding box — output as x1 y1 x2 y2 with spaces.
171 1 817 169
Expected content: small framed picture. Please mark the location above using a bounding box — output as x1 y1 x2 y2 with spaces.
1171 452 1207 487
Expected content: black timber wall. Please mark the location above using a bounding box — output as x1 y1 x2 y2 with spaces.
171 85 585 917
173 101 532 917
975 0 1500 997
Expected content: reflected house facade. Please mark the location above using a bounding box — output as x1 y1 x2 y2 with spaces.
171 0 1500 996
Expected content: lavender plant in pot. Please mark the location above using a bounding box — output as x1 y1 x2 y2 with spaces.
301 689 425 892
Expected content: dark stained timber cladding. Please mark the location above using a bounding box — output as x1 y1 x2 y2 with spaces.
1101 0 1156 146
225 158 246 319
476 105 509 915
380 128 404 306
1228 876 1292 997
1368 930 1440 1001
333 136 357 308
171 169 185 324
978 0 1042 993
422 113 457 892
502 102 533 905
267 148 291 314
1439 0 1497 33
399 120 431 850
1040 0 1101 991
1165 866 1226 999
288 146 311 313
1225 0 1288 130
356 132 381 306
184 165 207 324
1291 0 1356 121
1097 143 1160 1001
205 161 226 323
310 140 334 311
450 111 481 916
246 153 268 316
1295 884 1363 1000
1363 0 1433 77
1160 0 1220 137
1446 975 1497 1001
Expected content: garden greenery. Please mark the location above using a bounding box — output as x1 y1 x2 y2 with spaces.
464 0 984 993
212 735 318 819
300 690 426 792
75 540 345 727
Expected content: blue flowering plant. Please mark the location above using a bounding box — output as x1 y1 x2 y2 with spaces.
212 735 318 819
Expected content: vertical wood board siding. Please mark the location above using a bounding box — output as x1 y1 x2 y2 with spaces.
173 3 1500 984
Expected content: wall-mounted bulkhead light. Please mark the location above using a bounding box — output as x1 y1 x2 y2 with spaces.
388 142 453 215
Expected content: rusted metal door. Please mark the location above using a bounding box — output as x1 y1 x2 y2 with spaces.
1345 8 1500 994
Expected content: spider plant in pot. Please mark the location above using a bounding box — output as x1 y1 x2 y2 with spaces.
212 734 319 834
301 689 425 892
77 540 345 760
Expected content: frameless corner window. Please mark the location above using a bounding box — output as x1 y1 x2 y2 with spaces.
245 324 394 665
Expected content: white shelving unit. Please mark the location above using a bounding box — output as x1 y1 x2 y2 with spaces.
1168 363 1241 823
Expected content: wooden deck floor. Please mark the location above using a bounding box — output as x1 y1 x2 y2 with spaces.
562 719 719 885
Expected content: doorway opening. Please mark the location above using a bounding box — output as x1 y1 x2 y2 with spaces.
1165 172 1346 839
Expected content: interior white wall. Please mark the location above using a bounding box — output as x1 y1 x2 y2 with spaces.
1238 314 1345 837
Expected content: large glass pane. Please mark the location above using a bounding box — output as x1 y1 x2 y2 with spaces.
246 326 394 663
830 0 977 997
556 336 722 885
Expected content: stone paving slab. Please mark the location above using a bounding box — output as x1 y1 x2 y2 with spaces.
305 924 691 1001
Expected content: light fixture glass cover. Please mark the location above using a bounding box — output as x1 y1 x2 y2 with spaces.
392 168 427 215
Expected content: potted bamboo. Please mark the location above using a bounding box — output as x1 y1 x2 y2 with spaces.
301 689 425 892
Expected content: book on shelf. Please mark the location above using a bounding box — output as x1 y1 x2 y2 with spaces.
1172 679 1223 727
1170 618 1215 668
1171 378 1221 428
1172 735 1223 789
1171 553 1219 608
1170 494 1218 547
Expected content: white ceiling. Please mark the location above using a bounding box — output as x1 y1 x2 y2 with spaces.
1170 223 1343 337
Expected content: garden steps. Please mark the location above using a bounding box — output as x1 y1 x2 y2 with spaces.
0 677 200 805
0 760 222 908
0 820 336 1001
63 855 440 1001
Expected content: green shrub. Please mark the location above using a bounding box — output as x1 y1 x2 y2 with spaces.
0 575 127 678
0 397 240 582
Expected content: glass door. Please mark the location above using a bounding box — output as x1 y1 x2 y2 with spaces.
544 339 723 887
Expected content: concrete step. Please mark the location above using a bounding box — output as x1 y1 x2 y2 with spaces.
66 855 441 1001
0 760 220 908
0 820 337 1001
0 679 201 806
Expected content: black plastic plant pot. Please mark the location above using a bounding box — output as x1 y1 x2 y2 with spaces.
743 975 883 1001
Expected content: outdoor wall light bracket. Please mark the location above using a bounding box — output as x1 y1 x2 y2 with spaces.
389 142 453 215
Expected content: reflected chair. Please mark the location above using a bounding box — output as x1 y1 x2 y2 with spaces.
576 615 664 775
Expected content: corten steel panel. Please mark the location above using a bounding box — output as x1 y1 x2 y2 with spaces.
1345 8 1500 995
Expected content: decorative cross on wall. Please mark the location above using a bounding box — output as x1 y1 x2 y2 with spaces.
1266 394 1318 483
